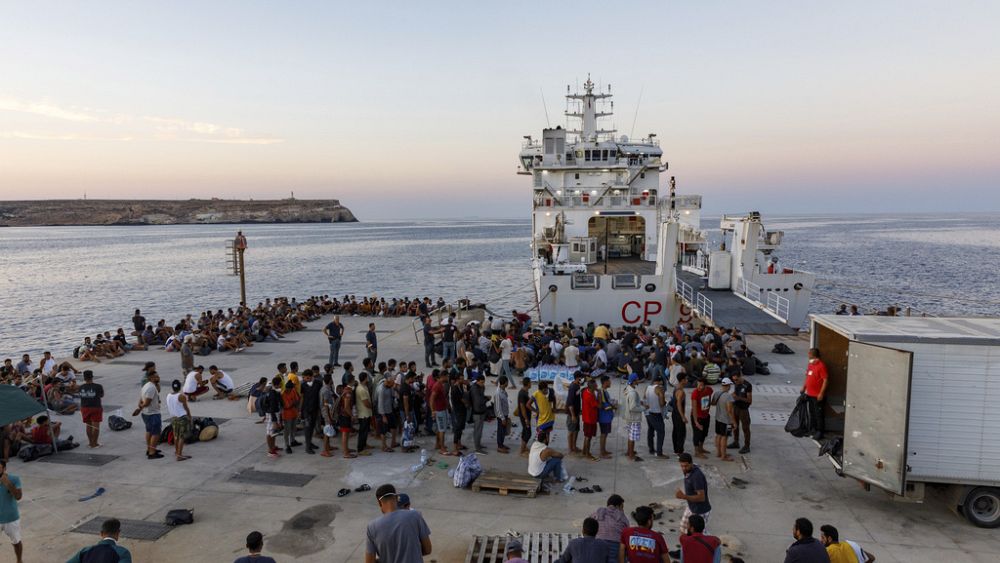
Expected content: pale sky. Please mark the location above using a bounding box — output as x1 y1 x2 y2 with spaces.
1 1 998 219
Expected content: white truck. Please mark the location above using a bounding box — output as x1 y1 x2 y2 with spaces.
809 315 1000 527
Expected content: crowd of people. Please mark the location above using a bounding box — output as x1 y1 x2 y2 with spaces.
0 295 875 563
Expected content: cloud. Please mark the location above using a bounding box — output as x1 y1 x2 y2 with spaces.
0 96 283 144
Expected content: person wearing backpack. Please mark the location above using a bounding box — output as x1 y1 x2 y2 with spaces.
66 518 132 562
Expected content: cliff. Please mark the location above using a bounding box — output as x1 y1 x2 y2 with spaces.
0 199 358 226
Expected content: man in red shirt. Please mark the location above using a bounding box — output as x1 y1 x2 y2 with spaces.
580 378 600 461
619 505 669 562
800 348 829 439
678 514 721 563
690 378 713 459
429 371 450 456
30 415 61 445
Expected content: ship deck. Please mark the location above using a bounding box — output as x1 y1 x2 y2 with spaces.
676 269 799 335
585 257 656 275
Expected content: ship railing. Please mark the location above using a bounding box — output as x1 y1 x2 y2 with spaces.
737 277 791 322
737 278 764 304
765 291 790 321
681 253 709 275
676 278 714 323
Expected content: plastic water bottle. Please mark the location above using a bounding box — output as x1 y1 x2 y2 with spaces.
419 449 428 466
562 476 575 494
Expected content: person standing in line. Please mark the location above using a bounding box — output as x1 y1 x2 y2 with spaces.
377 377 399 453
820 524 875 563
429 370 450 456
531 380 555 439
165 380 192 461
422 316 439 368
690 376 712 459
66 518 132 562
494 375 511 454
644 375 666 459
729 372 753 454
470 374 490 454
580 377 600 461
134 370 164 459
319 373 338 458
365 484 432 563
597 375 615 459
449 375 470 456
323 315 344 367
517 377 533 457
801 348 828 440
262 376 283 458
784 518 831 563
499 334 514 379
441 317 457 362
78 370 104 449
670 373 689 456
565 371 583 455
623 373 644 462
355 372 374 456
339 374 358 459
712 378 736 462
300 369 322 455
280 380 301 455
0 460 23 563
366 323 378 364
233 530 277 563
674 452 711 536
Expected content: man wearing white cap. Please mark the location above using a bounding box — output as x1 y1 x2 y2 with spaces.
712 378 736 462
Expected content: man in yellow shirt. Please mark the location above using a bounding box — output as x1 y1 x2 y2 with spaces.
820 524 875 563
592 323 611 345
531 381 555 438
285 361 301 394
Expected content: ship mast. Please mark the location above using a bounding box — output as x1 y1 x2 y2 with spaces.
565 74 613 142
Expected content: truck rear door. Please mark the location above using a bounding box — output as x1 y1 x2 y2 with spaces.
843 341 914 495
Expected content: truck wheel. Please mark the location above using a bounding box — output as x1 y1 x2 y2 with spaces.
964 487 1000 528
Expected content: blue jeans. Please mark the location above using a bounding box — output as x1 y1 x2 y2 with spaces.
497 418 508 448
442 342 456 361
535 456 563 481
328 339 341 366
424 342 436 367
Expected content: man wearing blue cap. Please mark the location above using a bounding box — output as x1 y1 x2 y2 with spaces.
623 371 644 462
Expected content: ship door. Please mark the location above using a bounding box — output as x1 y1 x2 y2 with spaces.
588 216 645 260
842 341 913 495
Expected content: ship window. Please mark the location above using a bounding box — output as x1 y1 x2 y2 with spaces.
584 150 591 162
575 173 580 180
567 152 575 162
602 150 609 160
640 172 645 179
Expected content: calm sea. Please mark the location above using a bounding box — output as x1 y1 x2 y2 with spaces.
1 214 998 358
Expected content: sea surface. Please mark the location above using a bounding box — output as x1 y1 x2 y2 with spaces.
1 214 999 358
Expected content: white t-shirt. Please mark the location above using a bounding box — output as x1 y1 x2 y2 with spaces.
42 358 57 375
528 441 548 477
140 382 160 415
183 371 203 394
595 349 608 368
564 346 579 368
217 335 227 350
166 392 187 417
549 340 564 358
214 371 234 391
500 339 513 361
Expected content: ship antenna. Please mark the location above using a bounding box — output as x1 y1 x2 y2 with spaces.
540 87 551 128
669 176 676 212
629 85 644 139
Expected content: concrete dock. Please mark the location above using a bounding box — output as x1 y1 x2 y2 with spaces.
7 313 1000 562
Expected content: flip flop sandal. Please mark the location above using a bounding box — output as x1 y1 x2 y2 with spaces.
337 488 350 497
592 485 603 492
578 487 594 493
355 484 371 492
575 477 588 482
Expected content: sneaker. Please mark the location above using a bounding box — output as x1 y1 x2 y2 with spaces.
739 446 751 454
146 452 164 459
285 447 293 454
267 451 280 459
727 441 739 449
290 440 303 447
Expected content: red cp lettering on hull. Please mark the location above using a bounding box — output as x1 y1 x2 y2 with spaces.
622 301 663 324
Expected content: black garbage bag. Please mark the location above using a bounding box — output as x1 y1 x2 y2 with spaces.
785 396 812 437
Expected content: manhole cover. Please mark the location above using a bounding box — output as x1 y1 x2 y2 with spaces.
230 469 315 487
38 453 119 467
72 517 171 540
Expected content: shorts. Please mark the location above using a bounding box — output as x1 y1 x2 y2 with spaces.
377 412 397 433
566 417 580 433
172 416 191 439
338 415 353 435
599 422 612 435
141 413 162 435
627 421 641 442
266 418 280 437
537 420 554 436
81 407 103 424
434 410 449 434
715 421 729 436
583 422 597 438
0 519 21 544
681 506 710 534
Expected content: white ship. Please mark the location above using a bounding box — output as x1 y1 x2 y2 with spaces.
521 76 815 333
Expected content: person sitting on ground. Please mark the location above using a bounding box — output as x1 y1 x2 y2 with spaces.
29 416 62 445
1 420 30 463
820 524 875 563
78 337 100 362
678 514 721 563
556 516 604 563
208 365 236 400
67 518 132 562
53 364 80 395
528 432 566 488
233 530 277 563
505 539 528 563
619 505 669 562
43 377 78 414
182 366 210 401
784 517 830 563
591 494 629 562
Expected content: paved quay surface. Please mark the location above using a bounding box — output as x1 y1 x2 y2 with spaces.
8 314 1000 562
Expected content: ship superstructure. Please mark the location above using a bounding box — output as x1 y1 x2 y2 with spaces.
522 76 816 331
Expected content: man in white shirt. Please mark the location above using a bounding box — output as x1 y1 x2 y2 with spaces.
500 337 513 377
182 366 209 401
564 340 580 370
208 365 235 400
40 352 57 376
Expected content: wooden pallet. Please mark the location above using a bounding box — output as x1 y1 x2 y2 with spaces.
471 471 540 498
464 533 573 563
